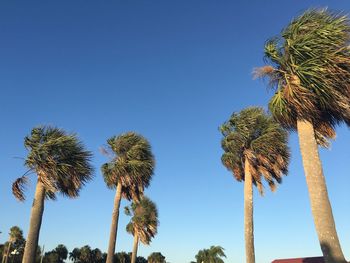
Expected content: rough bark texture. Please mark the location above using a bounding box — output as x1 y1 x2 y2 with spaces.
106 183 123 263
131 233 139 263
297 119 346 263
244 158 255 263
22 180 45 263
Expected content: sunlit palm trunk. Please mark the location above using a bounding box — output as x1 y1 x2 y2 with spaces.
297 119 346 263
22 180 45 263
244 158 255 263
131 233 139 263
106 183 123 263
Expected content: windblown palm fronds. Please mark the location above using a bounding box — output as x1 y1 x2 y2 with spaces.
12 126 93 201
125 196 159 245
254 9 350 146
101 132 155 200
194 246 226 263
221 107 290 194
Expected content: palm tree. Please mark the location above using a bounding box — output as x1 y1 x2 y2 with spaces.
53 244 68 263
147 252 166 263
194 246 226 263
254 9 350 263
114 252 130 263
102 132 155 263
124 196 159 263
12 126 93 263
1 226 24 263
220 107 290 263
69 248 81 263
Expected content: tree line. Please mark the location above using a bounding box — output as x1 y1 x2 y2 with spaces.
0 227 167 263
5 8 350 263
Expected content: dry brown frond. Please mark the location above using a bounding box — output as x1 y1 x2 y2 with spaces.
253 66 276 79
269 181 277 192
12 176 28 201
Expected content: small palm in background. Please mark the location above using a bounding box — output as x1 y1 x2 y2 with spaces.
194 245 226 263
1 226 25 263
148 252 166 263
125 196 159 263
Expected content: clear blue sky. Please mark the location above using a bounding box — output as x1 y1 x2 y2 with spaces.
1 1 349 262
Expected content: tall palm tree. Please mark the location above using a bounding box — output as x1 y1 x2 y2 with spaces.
220 107 290 263
102 132 155 263
124 196 159 263
254 9 350 263
194 246 226 263
147 252 166 263
12 126 93 263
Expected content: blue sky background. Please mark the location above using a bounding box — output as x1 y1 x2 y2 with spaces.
0 1 349 262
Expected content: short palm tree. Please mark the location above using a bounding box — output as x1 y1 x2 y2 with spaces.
194 246 226 263
254 9 350 263
147 252 166 263
125 196 159 263
12 126 93 263
1 226 24 263
69 248 81 263
114 251 130 263
220 107 290 263
101 132 155 263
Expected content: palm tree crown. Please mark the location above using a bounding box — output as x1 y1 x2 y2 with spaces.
194 246 226 263
12 126 93 201
125 196 159 245
147 252 166 263
101 132 155 200
221 107 290 194
255 9 350 146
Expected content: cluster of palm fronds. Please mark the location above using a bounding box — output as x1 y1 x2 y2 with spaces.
125 196 159 245
194 246 226 263
101 132 155 201
12 126 93 201
254 9 350 146
221 107 290 194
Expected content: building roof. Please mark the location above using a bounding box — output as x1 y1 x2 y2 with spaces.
272 257 324 263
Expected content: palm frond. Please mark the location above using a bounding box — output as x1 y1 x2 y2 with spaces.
12 176 29 201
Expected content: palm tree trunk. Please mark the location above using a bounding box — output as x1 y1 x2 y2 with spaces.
244 158 255 263
131 233 139 263
297 119 346 263
106 183 123 263
22 180 45 263
2 241 11 263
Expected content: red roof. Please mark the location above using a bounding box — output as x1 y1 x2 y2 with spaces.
272 257 324 263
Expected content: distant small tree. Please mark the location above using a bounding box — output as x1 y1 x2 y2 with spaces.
135 256 147 263
148 252 166 263
194 246 226 263
1 226 25 263
125 196 159 263
114 252 130 263
68 245 104 263
42 244 68 263
69 248 80 263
